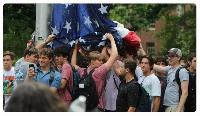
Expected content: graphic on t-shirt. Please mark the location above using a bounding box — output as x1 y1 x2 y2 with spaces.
3 76 15 95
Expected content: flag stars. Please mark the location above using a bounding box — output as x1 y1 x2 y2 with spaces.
63 21 71 33
65 4 72 9
79 37 86 43
69 40 75 47
84 16 92 28
51 26 59 35
98 41 105 47
98 4 108 14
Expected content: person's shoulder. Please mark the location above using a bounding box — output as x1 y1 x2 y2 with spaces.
63 62 70 67
179 67 188 72
150 73 159 79
54 70 61 75
95 64 108 71
128 81 140 90
148 74 160 83
11 67 15 71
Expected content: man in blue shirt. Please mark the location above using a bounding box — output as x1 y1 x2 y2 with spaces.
26 47 61 94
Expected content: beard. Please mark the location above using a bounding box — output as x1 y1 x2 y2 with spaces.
119 75 126 83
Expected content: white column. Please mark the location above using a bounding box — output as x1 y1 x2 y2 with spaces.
35 4 52 46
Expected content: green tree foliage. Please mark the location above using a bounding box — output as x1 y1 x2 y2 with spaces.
3 4 36 59
156 5 196 57
109 4 168 31
109 4 196 57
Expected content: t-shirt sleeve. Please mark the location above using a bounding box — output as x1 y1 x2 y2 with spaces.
93 64 108 80
151 76 161 97
179 68 189 82
77 67 86 78
61 64 72 80
163 66 171 74
127 83 140 108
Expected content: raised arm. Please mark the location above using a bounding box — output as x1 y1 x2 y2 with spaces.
35 34 56 49
153 64 166 74
71 44 79 70
104 33 118 70
137 42 146 56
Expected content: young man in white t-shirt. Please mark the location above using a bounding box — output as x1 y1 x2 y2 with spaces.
138 55 161 112
3 51 16 109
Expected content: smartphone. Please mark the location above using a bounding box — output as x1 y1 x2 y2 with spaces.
29 64 35 72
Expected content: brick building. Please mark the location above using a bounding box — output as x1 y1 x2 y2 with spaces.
136 4 192 56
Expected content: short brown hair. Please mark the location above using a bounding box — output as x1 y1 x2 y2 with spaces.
23 47 38 57
39 48 54 59
140 55 154 70
3 51 15 60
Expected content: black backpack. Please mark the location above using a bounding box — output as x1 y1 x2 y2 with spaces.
135 82 151 112
175 67 195 112
70 67 99 111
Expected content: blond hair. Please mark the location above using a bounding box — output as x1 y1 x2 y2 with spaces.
88 51 101 61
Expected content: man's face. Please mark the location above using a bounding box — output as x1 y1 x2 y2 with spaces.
140 58 151 73
38 55 51 68
92 57 104 68
167 53 180 66
190 57 196 71
28 54 38 64
55 55 65 66
3 55 13 70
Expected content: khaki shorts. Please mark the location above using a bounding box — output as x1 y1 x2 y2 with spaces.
165 106 184 112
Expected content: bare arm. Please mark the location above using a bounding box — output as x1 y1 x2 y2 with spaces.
176 80 189 112
152 96 160 112
35 35 56 49
128 107 136 112
60 79 67 89
101 46 109 62
71 44 79 70
104 33 118 70
153 64 166 75
137 42 146 56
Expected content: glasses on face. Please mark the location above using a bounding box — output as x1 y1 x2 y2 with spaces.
167 54 177 58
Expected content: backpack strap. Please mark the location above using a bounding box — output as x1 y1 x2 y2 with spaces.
174 67 184 100
49 68 55 86
83 68 95 78
113 75 119 90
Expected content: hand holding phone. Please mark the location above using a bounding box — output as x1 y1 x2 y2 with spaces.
29 64 35 72
28 64 36 78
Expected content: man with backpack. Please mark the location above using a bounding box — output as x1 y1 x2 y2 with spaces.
71 33 118 111
154 48 189 112
26 47 61 94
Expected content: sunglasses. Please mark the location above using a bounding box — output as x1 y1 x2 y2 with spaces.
167 54 177 58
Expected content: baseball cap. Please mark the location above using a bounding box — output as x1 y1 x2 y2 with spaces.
168 48 182 57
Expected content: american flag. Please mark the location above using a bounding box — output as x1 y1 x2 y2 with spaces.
50 4 122 51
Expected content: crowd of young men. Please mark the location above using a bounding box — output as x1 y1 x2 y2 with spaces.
3 34 196 112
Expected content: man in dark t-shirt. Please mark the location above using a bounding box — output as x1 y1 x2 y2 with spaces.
116 79 140 112
115 59 140 112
